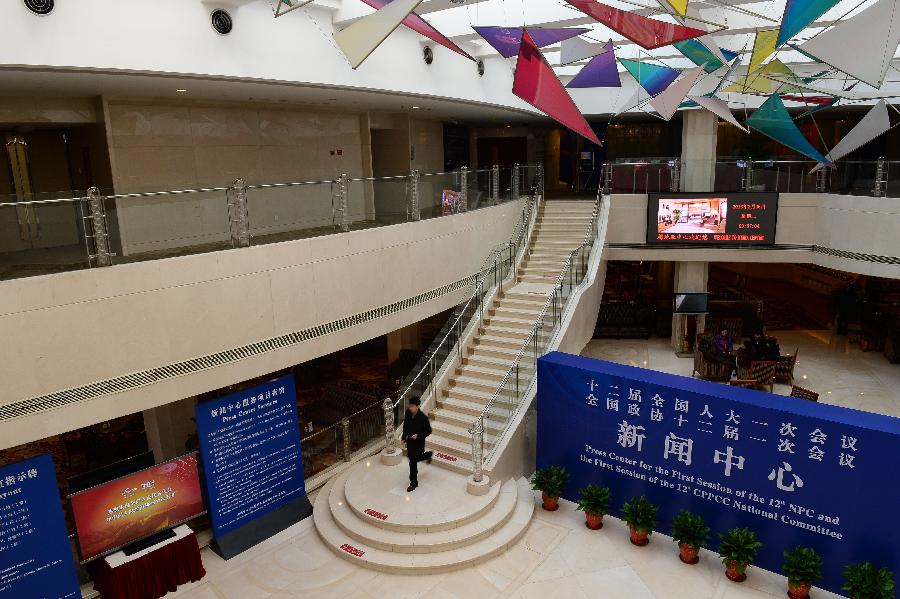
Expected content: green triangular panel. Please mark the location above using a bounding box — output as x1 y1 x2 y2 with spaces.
619 58 680 97
746 94 830 164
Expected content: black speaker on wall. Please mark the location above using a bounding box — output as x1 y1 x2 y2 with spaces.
23 0 54 15
423 46 434 65
477 60 485 77
211 9 233 35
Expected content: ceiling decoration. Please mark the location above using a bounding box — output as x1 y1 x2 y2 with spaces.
745 94 831 164
619 58 681 97
776 0 842 47
798 0 900 88
359 0 473 60
649 65 705 120
512 30 601 144
334 0 424 69
273 0 900 168
563 0 708 49
567 41 621 89
473 26 590 58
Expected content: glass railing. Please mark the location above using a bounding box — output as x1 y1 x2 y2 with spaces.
300 400 385 479
599 158 900 197
380 179 544 455
0 164 541 282
470 190 603 482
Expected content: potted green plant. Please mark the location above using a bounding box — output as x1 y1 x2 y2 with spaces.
782 546 823 599
576 484 610 530
827 283 859 335
670 510 710 565
719 527 762 582
621 496 658 546
530 466 570 511
843 563 895 599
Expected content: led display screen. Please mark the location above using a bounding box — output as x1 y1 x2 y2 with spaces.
69 454 205 561
647 192 778 245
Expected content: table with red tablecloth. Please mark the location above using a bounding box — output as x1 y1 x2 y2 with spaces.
92 525 206 599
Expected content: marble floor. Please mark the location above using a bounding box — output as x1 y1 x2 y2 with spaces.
157 330 896 599
583 330 900 418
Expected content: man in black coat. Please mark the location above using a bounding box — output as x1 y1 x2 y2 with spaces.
401 397 433 492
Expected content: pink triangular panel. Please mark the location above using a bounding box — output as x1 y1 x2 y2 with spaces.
564 0 707 49
513 31 600 145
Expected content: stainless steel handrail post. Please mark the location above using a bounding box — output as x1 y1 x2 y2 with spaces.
410 169 421 221
84 187 112 267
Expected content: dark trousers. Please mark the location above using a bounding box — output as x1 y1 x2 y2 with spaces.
407 442 432 485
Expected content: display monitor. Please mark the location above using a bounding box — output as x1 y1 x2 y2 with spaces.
69 454 205 562
673 292 709 314
647 192 778 245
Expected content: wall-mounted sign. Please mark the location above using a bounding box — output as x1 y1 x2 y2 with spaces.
647 192 779 245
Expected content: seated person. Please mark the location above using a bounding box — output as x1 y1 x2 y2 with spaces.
748 332 766 358
764 337 782 361
712 329 737 377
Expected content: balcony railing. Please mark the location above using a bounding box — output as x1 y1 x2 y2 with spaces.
0 164 543 282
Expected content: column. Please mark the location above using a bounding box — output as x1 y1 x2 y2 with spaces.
671 262 709 353
143 396 199 462
680 110 718 193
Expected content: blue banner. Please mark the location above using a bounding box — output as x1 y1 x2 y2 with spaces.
195 375 305 538
0 454 80 599
537 352 900 594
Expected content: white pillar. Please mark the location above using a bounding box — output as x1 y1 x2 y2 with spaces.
680 110 717 193
671 262 709 353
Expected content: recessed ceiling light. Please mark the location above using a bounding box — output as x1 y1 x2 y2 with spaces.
176 89 187 93
412 106 420 109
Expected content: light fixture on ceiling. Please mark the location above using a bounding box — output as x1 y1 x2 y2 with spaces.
211 9 233 35
23 0 53 16
412 106 420 110
423 46 434 65
176 89 188 93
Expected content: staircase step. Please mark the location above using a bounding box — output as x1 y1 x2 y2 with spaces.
315 476 533 573
468 344 524 360
478 330 529 345
456 364 508 382
483 316 534 330
450 375 501 394
464 354 534 372
438 394 515 418
430 420 498 445
432 409 506 436
329 472 518 554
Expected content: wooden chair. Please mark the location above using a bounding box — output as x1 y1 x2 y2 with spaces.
694 333 730 382
775 348 799 385
740 360 778 393
790 385 819 402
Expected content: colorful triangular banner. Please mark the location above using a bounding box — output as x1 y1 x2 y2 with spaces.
776 0 840 47
674 39 725 73
560 37 605 66
746 94 831 164
620 59 681 97
688 96 749 132
564 1 707 49
567 41 621 88
359 0 472 60
650 66 705 120
473 26 590 58
335 0 425 69
825 100 891 164
513 30 600 145
799 0 900 88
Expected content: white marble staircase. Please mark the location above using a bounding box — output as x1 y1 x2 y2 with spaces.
424 200 596 473
313 459 534 572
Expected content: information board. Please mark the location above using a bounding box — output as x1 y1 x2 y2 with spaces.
195 375 305 539
647 192 778 245
0 454 80 599
537 352 900 595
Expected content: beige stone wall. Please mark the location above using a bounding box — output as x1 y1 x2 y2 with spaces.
104 99 374 254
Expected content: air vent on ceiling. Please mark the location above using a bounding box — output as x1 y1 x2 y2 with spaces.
211 9 233 35
423 46 434 65
477 60 485 77
23 0 54 15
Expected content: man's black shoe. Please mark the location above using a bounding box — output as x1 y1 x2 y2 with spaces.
407 484 417 492
426 452 433 465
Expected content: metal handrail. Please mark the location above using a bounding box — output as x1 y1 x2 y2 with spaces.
469 189 603 481
388 191 540 415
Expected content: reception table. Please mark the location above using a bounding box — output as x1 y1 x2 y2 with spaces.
92 524 206 599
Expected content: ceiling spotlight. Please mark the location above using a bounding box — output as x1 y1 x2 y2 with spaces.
176 89 188 93
412 106 420 110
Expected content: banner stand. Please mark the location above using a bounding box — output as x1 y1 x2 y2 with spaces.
210 493 312 560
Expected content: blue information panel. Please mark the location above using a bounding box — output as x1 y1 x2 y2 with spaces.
195 375 305 538
0 454 80 599
537 352 900 594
